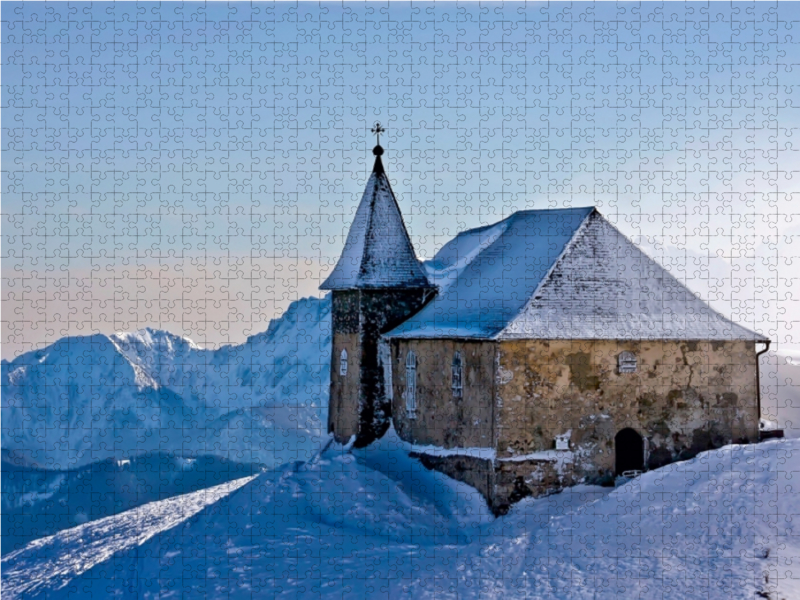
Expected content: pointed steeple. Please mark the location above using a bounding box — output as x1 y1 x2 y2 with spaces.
321 139 432 290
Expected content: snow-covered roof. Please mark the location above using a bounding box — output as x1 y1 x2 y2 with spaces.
320 152 432 290
386 207 768 342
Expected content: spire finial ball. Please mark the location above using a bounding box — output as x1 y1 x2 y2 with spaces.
373 144 384 156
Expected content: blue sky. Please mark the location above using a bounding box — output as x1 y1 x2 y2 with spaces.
3 2 799 356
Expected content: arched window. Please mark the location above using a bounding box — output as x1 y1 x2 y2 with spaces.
405 351 417 418
339 349 348 376
451 352 463 398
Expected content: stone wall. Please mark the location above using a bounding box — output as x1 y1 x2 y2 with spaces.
491 456 577 515
408 452 577 516
409 453 495 506
328 288 433 445
395 337 759 513
391 339 496 448
495 339 760 481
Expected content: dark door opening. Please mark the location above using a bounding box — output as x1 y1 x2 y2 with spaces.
615 428 644 475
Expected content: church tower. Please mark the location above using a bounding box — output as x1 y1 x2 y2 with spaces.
321 125 434 447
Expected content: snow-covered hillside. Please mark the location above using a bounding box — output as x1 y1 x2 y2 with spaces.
1 451 261 553
1 297 331 470
3 434 797 600
1 475 257 599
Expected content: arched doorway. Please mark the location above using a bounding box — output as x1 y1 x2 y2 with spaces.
615 428 644 475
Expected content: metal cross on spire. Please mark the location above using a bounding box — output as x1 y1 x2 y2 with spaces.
371 122 385 146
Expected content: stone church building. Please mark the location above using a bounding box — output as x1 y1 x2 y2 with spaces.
321 142 770 514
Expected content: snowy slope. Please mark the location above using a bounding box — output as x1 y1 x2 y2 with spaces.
1 451 261 553
1 475 256 599
4 435 798 600
1 297 331 470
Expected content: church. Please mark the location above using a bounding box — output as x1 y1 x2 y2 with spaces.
321 135 770 514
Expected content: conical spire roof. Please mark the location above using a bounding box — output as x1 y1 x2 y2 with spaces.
320 146 432 290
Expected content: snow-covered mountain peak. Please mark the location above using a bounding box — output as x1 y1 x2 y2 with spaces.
3 333 143 385
110 328 201 372
113 327 200 352
2 297 332 470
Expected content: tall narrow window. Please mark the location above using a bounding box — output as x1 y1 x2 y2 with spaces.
451 352 463 398
339 349 348 376
378 340 392 401
405 351 417 418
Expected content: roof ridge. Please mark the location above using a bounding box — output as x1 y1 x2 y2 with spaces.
437 207 595 249
513 206 596 215
493 208 597 340
445 214 515 242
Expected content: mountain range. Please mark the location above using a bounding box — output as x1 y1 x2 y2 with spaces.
1 296 331 471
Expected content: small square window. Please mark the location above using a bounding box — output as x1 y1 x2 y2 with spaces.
555 432 571 450
618 351 637 374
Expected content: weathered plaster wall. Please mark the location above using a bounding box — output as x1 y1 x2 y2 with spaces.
328 292 361 441
328 332 361 440
391 339 496 448
397 338 758 514
495 339 760 480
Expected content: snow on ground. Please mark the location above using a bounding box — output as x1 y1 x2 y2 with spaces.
0 475 256 600
472 439 800 600
3 435 798 600
407 441 497 460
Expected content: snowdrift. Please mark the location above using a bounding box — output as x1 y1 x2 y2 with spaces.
3 435 798 600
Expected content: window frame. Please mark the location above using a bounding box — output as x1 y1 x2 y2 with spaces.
405 351 417 418
339 349 348 376
618 351 637 374
451 351 463 398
